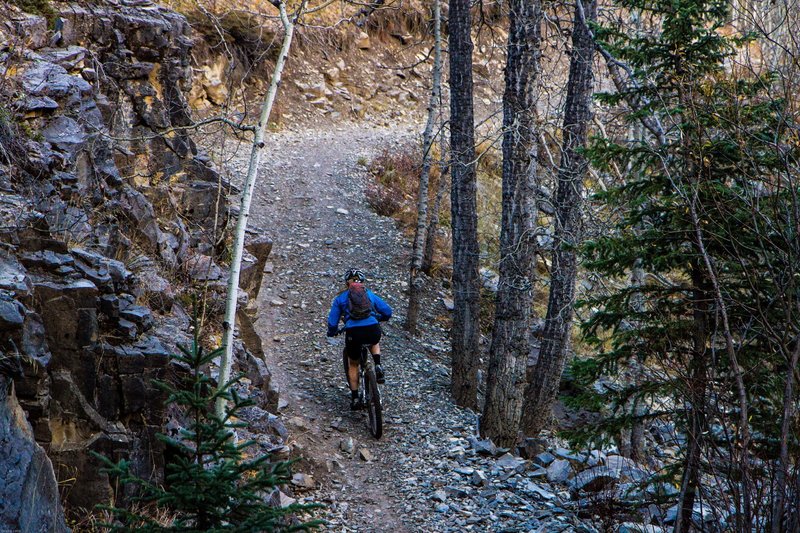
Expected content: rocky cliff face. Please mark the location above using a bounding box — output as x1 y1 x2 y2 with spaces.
0 376 68 532
0 0 277 521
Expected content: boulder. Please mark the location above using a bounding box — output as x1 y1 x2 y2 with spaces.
359 448 374 461
496 452 525 471
184 253 222 281
664 502 719 526
523 481 557 501
471 469 488 486
533 451 556 467
15 95 60 113
618 524 665 533
119 305 154 331
468 435 498 456
128 255 175 312
19 61 91 99
7 13 48 49
603 455 648 483
236 308 279 411
0 295 25 330
0 253 32 299
291 473 315 489
518 437 547 459
34 279 99 353
0 377 68 532
355 31 371 49
71 248 133 293
546 459 572 484
239 235 272 301
568 465 621 493
20 250 74 273
39 46 88 70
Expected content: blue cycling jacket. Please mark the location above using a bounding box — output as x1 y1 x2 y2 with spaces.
327 288 392 330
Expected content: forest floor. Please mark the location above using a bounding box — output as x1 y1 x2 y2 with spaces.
220 122 593 532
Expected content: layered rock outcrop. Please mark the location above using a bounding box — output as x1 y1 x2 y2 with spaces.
0 376 68 533
0 0 277 521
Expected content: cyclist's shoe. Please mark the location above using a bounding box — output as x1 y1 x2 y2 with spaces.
350 397 366 410
375 364 385 384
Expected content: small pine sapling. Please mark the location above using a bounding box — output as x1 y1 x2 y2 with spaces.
95 323 321 532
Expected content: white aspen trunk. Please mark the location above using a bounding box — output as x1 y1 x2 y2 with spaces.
217 1 296 417
406 0 443 334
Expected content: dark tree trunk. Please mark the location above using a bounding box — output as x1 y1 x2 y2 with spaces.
448 0 481 409
675 267 710 533
520 0 595 435
480 0 543 447
406 0 443 334
772 339 800 532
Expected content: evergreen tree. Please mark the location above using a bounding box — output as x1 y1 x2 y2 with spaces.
96 325 321 532
570 1 800 530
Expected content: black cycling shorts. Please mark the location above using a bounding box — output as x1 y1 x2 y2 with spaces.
344 324 382 361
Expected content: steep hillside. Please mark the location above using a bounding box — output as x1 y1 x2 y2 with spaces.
0 0 277 525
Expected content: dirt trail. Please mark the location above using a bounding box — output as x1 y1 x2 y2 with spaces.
221 121 597 533
236 122 471 531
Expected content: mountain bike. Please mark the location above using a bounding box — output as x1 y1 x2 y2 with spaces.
338 329 383 439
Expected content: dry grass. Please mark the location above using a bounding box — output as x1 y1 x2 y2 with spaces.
68 503 177 532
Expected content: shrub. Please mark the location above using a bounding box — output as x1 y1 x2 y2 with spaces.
365 145 421 223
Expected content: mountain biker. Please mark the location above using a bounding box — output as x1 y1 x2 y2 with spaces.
327 268 392 410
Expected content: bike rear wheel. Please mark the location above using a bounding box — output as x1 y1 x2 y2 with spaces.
363 357 383 439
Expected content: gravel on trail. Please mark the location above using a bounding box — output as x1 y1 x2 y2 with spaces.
222 122 600 533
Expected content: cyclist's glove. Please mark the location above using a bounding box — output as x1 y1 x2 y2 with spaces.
377 313 390 322
327 325 339 337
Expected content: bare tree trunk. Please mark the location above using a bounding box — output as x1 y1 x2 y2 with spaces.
772 337 800 532
480 0 543 447
421 141 449 275
688 200 753 529
217 0 297 417
406 0 443 334
520 0 595 436
448 0 481 409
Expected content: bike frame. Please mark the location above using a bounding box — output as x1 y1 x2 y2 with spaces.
337 327 383 439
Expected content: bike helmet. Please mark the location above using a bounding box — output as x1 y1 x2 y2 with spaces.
343 268 366 283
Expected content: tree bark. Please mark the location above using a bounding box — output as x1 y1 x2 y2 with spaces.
406 0 443 334
448 0 481 409
480 0 542 447
771 337 800 532
675 267 710 533
520 0 595 436
217 1 297 417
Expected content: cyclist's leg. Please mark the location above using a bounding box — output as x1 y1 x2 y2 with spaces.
364 325 384 382
369 344 381 368
347 357 359 390
345 328 367 408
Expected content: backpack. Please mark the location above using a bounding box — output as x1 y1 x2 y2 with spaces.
347 282 373 321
